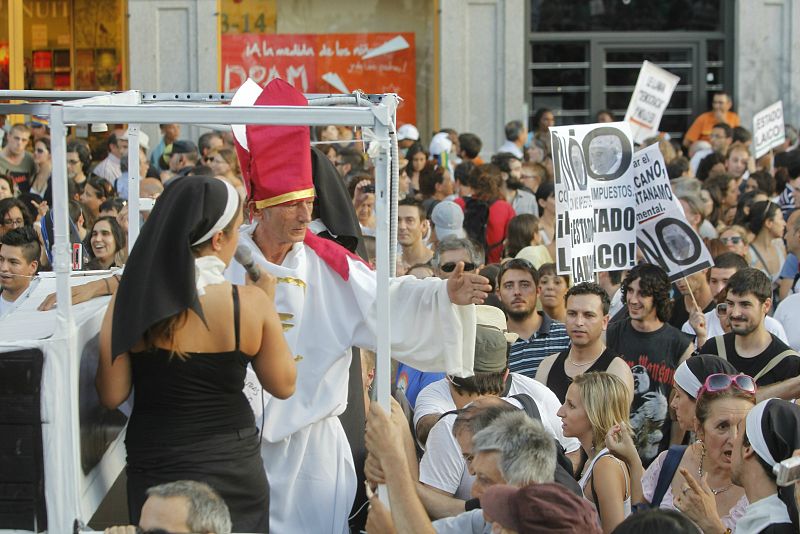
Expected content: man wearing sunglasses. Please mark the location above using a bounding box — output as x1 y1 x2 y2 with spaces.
698 268 800 401
432 236 483 280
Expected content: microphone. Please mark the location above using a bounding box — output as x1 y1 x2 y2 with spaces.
235 244 261 282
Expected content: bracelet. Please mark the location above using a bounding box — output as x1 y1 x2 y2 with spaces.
103 277 111 296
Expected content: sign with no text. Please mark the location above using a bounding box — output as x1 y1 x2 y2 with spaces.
220 32 417 125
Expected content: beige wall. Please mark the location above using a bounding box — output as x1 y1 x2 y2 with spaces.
274 0 436 141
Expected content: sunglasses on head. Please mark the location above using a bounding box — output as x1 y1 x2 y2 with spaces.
440 261 477 273
698 373 756 397
720 236 743 244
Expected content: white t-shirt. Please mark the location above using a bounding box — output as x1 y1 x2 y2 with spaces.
681 309 788 346
0 294 17 318
416 373 580 496
775 293 800 351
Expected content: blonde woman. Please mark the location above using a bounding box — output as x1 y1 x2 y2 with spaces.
557 372 633 533
718 224 750 259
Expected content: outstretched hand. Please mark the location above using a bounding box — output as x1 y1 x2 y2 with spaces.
445 262 492 305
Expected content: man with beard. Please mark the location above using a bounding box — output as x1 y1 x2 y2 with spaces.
605 264 693 465
535 282 633 403
498 258 570 378
492 152 537 215
699 268 800 400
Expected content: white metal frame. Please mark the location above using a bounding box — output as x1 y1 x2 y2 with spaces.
0 90 399 532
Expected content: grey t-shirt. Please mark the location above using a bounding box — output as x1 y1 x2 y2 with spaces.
0 152 35 188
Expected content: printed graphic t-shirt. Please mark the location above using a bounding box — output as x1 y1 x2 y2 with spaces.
606 318 692 466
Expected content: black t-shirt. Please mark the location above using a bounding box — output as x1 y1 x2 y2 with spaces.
699 333 800 386
606 319 692 466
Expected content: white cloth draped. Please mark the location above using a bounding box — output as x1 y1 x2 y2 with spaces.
227 222 475 534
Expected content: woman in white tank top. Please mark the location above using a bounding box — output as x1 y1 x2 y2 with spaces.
557 372 633 533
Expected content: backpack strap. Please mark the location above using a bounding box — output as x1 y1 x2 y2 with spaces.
753 350 798 382
651 445 687 508
510 393 541 421
715 335 727 361
437 409 459 423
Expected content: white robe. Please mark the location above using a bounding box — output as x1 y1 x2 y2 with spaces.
227 223 476 534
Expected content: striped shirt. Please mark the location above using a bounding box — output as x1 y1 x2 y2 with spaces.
508 312 570 378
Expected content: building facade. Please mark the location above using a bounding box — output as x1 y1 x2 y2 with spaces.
2 0 798 154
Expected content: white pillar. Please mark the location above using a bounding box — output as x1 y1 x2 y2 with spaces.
439 0 526 158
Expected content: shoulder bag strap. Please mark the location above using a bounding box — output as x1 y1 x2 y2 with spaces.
716 335 727 361
650 445 687 508
754 350 798 382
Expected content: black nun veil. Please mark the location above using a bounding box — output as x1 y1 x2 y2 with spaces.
110 176 237 359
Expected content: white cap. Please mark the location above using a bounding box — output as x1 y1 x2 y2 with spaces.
431 201 465 241
476 305 519 343
121 129 151 152
429 131 452 156
397 124 420 141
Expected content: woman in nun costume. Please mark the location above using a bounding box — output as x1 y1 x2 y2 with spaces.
676 398 799 534
96 175 296 533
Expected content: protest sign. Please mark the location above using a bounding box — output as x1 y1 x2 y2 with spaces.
632 143 712 281
753 101 785 158
220 32 417 125
551 122 637 282
623 61 680 145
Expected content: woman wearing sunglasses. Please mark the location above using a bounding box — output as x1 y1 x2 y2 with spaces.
607 373 756 532
718 225 750 259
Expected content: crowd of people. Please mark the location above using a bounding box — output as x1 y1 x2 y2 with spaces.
3 83 800 534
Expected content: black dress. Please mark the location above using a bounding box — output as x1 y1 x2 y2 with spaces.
125 286 269 532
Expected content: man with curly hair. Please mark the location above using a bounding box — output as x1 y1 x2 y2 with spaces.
605 264 693 466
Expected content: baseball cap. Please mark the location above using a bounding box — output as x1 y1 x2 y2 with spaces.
171 139 198 155
120 129 151 152
476 304 518 343
429 131 452 157
482 483 601 534
431 201 465 240
473 325 508 373
397 124 419 141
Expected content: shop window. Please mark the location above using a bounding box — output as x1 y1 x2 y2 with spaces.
20 0 126 91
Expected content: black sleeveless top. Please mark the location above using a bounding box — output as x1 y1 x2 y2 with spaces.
546 347 618 403
126 286 255 449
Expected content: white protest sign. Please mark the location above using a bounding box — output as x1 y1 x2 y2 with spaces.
624 61 680 145
551 122 638 283
633 143 713 281
753 101 785 158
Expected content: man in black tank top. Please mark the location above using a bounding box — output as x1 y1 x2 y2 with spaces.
535 282 634 403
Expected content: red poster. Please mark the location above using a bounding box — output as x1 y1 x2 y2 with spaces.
221 32 416 126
